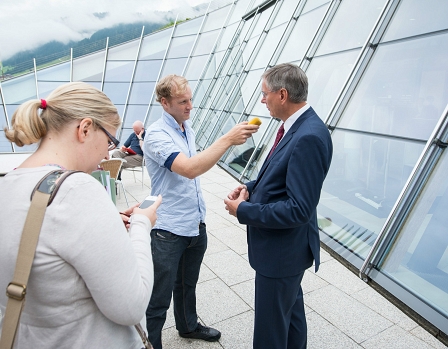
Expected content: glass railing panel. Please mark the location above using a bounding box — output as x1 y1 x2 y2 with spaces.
194 30 220 56
38 82 64 99
104 61 134 82
277 4 329 64
251 23 286 70
338 33 448 141
128 82 155 104
316 0 385 56
307 49 359 120
174 17 202 36
378 150 448 318
108 40 140 60
166 35 197 58
202 5 231 32
36 62 70 81
103 82 129 104
123 105 149 128
134 60 163 82
185 55 209 80
2 74 36 104
318 129 425 260
73 51 105 82
383 0 448 42
160 58 188 76
140 30 171 60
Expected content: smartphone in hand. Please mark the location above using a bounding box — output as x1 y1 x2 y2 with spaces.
139 195 159 209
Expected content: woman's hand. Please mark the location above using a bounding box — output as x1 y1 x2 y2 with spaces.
133 195 162 227
119 203 139 230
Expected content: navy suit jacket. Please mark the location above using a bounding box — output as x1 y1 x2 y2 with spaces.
237 107 333 278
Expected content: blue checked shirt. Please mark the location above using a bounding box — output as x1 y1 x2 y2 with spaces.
143 111 206 237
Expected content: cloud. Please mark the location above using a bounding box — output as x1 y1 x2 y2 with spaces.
0 0 208 61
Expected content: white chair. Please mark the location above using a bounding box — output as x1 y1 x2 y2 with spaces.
101 158 129 207
123 157 146 189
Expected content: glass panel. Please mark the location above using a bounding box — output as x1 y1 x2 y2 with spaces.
86 82 102 90
302 0 330 13
174 17 202 36
217 22 238 52
103 82 129 104
318 130 425 259
185 55 209 80
202 6 229 32
37 62 70 81
380 150 448 317
140 30 171 59
2 74 36 104
38 82 64 99
108 40 139 60
240 69 264 108
228 0 251 24
194 30 220 56
307 49 359 120
250 6 274 39
241 36 258 67
124 105 149 128
134 60 163 82
272 0 298 28
104 61 134 82
193 79 211 105
160 58 188 76
0 130 13 152
277 4 328 63
116 104 125 119
73 51 105 81
119 128 134 145
315 0 386 56
383 0 448 42
251 23 286 70
166 35 196 58
128 82 155 104
146 104 164 126
338 33 448 141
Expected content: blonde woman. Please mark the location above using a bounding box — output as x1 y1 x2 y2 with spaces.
0 82 160 348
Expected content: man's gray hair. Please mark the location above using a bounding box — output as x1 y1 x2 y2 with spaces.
262 63 308 103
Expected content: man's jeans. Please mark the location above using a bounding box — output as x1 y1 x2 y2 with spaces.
146 223 207 349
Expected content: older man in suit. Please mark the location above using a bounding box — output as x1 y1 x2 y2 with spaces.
224 63 333 349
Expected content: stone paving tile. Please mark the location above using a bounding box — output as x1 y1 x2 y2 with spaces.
202 189 224 203
204 233 230 256
196 278 251 325
361 325 435 349
230 280 255 309
302 269 330 295
205 212 233 231
208 225 248 255
352 286 418 331
199 263 218 284
316 259 369 295
306 285 393 344
410 326 448 349
307 311 362 349
203 249 255 286
214 311 254 349
201 182 230 195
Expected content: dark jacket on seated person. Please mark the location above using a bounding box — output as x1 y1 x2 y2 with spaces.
124 131 145 156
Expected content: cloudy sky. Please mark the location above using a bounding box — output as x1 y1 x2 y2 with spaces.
0 0 209 61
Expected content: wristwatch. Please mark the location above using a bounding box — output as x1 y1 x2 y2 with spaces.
138 138 143 141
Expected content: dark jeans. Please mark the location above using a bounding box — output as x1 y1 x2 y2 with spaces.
146 223 207 349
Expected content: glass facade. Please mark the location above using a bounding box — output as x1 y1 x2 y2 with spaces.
1 0 447 339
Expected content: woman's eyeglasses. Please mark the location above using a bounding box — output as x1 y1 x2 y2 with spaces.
77 124 120 151
98 125 120 151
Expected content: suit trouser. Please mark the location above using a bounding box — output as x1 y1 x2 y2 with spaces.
146 223 207 349
111 150 143 168
254 271 306 349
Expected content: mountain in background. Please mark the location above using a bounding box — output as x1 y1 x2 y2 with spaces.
1 20 173 76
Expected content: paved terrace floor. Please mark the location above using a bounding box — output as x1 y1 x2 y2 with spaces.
117 166 446 349
0 163 445 348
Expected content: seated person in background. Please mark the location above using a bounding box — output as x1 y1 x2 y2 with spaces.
112 120 145 178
